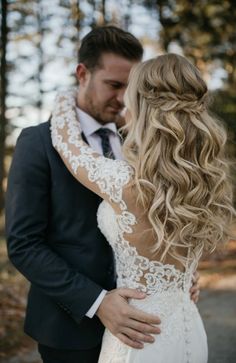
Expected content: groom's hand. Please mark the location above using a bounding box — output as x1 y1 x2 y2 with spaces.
96 288 161 349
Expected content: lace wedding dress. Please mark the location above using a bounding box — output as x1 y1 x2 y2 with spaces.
97 200 208 363
51 90 208 363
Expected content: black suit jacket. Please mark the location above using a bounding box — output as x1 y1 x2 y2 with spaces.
5 121 116 349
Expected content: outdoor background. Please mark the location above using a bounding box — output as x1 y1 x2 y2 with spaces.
0 1 236 362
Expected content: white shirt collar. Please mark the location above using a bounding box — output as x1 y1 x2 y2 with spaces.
76 107 118 137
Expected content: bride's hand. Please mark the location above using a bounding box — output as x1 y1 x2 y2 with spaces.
96 288 161 349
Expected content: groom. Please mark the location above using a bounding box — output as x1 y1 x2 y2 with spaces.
6 26 199 363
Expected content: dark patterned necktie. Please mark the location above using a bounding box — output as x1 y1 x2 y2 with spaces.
95 128 115 159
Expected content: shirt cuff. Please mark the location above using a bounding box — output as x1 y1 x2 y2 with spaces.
85 289 107 318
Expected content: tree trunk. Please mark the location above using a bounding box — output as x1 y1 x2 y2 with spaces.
101 0 106 24
0 0 8 213
36 1 44 123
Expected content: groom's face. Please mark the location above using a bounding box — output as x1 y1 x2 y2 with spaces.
76 53 138 125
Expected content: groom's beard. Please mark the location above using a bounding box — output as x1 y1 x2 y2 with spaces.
84 90 124 126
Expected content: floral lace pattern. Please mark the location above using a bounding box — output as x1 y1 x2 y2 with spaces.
97 201 195 295
51 89 133 206
51 89 208 363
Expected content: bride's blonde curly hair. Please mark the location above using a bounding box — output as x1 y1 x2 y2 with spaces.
123 53 235 264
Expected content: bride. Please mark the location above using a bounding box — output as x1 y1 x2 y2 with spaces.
51 53 234 363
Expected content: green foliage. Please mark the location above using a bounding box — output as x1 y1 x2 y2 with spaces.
213 91 236 196
145 0 236 160
212 89 236 137
156 0 236 89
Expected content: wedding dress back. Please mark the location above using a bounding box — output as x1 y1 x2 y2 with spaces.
96 169 207 363
97 184 196 295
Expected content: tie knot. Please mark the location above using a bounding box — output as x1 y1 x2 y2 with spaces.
95 128 111 138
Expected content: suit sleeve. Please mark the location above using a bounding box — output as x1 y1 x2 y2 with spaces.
5 127 103 324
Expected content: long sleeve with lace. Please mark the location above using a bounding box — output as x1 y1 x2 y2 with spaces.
51 89 133 207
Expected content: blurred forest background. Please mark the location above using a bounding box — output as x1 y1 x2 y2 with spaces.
0 0 236 362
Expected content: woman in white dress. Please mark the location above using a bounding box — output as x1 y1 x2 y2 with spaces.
51 53 235 363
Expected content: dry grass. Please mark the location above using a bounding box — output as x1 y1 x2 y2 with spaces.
199 239 236 290
0 238 33 359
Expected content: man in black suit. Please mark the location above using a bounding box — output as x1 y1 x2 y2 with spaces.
5 26 163 363
6 26 200 363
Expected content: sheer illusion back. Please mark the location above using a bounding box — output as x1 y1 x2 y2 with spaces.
97 186 196 296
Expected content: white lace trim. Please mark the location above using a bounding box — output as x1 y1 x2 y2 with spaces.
51 89 133 206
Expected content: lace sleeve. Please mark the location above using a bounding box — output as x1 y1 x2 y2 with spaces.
50 89 133 205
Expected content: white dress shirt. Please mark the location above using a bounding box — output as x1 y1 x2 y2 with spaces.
77 107 123 160
76 107 122 318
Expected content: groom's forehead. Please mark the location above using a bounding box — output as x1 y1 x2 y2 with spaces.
93 54 137 83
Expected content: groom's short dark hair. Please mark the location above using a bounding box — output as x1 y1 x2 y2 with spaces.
78 26 143 70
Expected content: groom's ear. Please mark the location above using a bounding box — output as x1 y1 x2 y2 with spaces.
76 63 90 85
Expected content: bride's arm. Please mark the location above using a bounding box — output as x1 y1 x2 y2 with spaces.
51 90 132 204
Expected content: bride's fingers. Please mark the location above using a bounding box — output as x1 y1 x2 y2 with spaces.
191 289 200 303
190 282 199 293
